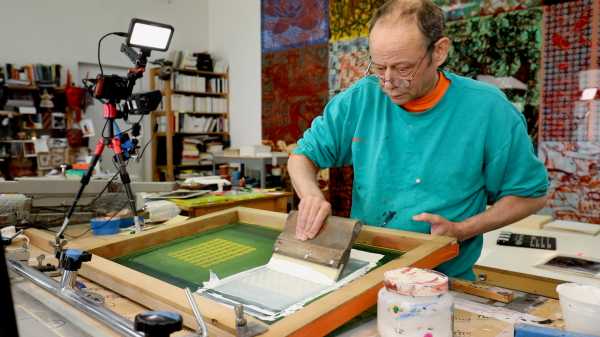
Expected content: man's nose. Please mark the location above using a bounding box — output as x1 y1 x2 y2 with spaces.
383 67 393 82
383 78 395 90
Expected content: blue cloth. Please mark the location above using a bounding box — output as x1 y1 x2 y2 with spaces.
293 71 548 280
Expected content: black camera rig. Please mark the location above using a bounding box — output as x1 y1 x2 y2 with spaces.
54 19 174 258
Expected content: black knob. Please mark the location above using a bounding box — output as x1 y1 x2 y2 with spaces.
134 311 182 337
61 249 92 271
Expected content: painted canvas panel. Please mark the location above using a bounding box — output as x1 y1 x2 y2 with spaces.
445 8 541 145
436 0 541 21
329 0 386 41
539 142 600 224
541 0 592 141
327 38 369 216
329 37 370 97
328 0 540 42
262 43 329 143
262 0 330 53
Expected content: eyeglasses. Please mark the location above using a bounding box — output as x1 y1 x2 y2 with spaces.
365 47 431 89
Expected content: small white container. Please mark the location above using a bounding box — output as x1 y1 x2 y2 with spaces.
556 283 600 335
378 267 453 337
146 200 181 223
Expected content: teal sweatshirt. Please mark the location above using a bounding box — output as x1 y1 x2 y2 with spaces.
293 71 548 280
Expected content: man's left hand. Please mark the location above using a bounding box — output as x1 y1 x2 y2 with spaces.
412 213 467 241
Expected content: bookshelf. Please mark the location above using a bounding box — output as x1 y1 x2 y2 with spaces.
149 67 230 181
0 62 90 179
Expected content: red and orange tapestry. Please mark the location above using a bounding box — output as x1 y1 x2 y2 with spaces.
261 44 329 143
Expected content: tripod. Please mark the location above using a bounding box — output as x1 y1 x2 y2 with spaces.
53 101 144 254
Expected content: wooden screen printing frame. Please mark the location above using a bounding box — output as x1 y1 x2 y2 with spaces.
26 207 458 337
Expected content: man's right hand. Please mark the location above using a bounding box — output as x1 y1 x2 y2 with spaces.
296 195 332 240
287 154 332 240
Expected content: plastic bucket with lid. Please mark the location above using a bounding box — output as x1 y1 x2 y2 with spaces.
378 267 453 337
556 283 600 336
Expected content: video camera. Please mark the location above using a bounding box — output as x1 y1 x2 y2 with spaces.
87 18 174 120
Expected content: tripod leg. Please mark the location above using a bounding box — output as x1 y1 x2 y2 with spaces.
112 138 144 233
55 139 106 250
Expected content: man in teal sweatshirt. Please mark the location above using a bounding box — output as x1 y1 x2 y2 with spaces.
288 0 548 280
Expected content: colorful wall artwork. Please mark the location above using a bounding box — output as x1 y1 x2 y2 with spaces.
262 44 329 143
326 37 371 216
541 0 592 142
329 0 386 41
445 8 542 144
540 0 599 223
328 37 370 97
539 142 600 224
262 0 599 222
435 0 541 21
262 0 330 52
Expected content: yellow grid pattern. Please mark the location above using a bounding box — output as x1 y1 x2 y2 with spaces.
168 239 255 268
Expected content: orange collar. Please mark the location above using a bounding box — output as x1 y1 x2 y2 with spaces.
402 72 450 112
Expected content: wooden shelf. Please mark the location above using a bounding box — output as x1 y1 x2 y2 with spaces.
172 90 227 98
5 85 37 90
150 67 230 182
174 68 228 77
155 110 228 116
157 163 213 170
0 110 20 116
157 132 228 137
4 85 66 92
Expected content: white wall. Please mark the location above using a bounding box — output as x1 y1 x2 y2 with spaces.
208 0 262 148
1 0 265 179
0 0 210 179
0 0 209 70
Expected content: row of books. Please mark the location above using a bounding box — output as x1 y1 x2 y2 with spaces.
169 95 227 113
181 151 215 165
2 63 61 87
207 77 228 94
181 137 202 164
177 114 228 134
194 96 227 113
173 74 206 92
156 115 228 134
172 74 228 94
180 136 225 166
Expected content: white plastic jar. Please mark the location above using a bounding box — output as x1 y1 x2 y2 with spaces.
378 267 453 337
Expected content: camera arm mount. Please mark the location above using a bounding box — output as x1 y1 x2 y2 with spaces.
121 43 151 94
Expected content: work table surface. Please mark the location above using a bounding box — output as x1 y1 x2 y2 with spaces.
476 215 600 290
11 219 567 337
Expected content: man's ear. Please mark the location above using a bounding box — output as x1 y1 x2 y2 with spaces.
432 37 451 68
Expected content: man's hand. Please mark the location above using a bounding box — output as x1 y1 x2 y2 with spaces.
412 213 466 241
296 195 332 240
287 154 331 240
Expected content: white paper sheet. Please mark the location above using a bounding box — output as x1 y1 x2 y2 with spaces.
199 249 384 321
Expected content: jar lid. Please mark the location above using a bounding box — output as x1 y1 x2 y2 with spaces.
383 267 448 297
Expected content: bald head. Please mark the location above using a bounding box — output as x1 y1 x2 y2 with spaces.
369 0 445 48
366 0 450 106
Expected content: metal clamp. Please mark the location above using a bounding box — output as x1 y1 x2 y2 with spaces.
234 304 268 337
